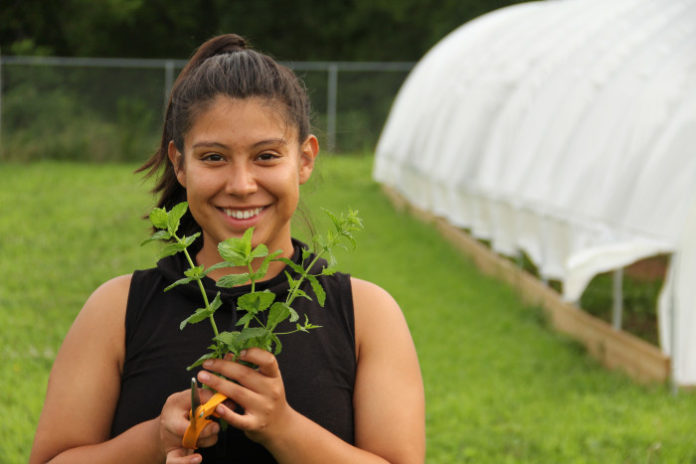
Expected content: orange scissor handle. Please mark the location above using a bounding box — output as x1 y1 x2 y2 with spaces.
182 392 228 449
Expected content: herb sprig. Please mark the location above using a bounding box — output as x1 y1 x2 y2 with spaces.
143 202 362 370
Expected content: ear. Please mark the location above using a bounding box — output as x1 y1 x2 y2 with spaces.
167 141 187 187
298 135 319 185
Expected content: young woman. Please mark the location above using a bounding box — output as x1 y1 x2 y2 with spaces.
29 34 424 464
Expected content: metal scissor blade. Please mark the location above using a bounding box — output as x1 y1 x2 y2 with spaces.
190 377 200 416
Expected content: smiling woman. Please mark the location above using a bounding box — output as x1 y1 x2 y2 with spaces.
28 34 424 464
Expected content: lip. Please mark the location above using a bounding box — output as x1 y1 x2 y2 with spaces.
217 205 267 228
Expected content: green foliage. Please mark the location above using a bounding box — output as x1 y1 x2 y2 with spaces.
0 65 162 162
2 0 530 60
143 202 363 369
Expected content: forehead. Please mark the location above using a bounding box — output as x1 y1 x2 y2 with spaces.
186 96 297 146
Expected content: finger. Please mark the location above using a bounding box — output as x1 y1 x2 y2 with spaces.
212 401 257 432
238 348 281 377
199 359 260 391
195 421 220 448
198 369 255 405
166 448 201 464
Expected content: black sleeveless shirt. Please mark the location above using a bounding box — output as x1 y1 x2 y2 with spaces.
110 240 356 463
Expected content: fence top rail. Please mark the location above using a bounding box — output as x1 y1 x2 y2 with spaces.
0 55 415 72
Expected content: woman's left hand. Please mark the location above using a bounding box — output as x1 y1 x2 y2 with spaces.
197 348 294 446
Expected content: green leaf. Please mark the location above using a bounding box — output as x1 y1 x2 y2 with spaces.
214 330 242 347
289 307 299 323
186 351 218 371
216 327 270 353
237 290 275 314
180 306 214 330
181 233 201 248
306 274 326 307
241 227 254 256
168 202 188 235
209 292 223 313
159 242 187 259
218 230 254 266
184 265 205 279
149 207 169 230
141 229 172 246
276 257 305 275
250 250 282 281
271 333 283 355
296 313 322 333
204 261 235 274
320 267 337 276
293 288 312 301
250 243 269 259
217 272 250 288
164 276 195 292
284 271 296 290
301 247 312 262
267 302 291 331
236 312 256 327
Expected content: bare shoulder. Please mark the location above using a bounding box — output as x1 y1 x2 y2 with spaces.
87 273 132 305
76 274 132 333
63 273 133 371
350 277 400 313
350 277 409 357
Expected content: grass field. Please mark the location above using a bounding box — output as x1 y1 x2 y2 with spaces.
2 156 695 463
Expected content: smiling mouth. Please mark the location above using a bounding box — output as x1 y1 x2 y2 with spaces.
222 206 265 220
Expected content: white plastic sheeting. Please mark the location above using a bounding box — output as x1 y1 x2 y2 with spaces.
374 0 696 385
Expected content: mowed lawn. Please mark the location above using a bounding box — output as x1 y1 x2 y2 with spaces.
1 156 695 463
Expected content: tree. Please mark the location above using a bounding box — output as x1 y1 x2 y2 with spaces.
1 0 530 60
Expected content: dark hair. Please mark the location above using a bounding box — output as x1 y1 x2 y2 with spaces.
138 33 312 238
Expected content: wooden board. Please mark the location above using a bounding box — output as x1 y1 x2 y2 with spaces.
382 185 670 384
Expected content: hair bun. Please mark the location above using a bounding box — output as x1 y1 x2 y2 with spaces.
211 34 247 55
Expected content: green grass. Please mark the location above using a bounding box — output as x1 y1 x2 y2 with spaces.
2 156 695 463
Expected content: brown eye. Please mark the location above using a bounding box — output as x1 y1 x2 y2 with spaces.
257 152 280 161
202 153 224 162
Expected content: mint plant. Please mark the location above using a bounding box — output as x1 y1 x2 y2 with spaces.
143 202 362 370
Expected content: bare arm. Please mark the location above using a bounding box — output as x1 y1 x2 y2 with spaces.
29 275 167 464
183 277 425 464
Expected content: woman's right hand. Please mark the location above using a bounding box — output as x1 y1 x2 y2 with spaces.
159 389 221 462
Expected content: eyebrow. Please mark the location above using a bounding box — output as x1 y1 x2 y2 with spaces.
191 138 288 150
252 138 288 148
191 141 229 149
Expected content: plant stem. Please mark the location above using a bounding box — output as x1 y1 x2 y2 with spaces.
179 237 219 338
285 251 324 306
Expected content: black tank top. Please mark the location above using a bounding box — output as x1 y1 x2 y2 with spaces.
110 240 356 463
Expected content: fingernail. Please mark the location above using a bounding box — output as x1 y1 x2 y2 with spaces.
203 360 213 368
240 350 247 358
198 371 209 382
191 456 202 464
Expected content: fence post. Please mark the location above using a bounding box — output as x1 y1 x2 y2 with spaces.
164 59 175 111
326 63 338 153
612 268 623 329
0 47 3 157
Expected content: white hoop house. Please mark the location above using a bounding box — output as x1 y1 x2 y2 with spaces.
374 0 696 385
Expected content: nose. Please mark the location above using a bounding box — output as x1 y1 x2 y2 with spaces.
225 163 257 197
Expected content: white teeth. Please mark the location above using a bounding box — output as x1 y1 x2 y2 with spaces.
224 207 263 219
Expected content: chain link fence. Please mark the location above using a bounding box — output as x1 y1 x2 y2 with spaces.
0 56 414 162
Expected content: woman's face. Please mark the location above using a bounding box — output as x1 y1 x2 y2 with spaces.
169 95 318 261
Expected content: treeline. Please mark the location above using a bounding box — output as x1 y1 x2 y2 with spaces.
1 0 529 60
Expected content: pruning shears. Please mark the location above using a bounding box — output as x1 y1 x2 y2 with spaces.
182 377 228 449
